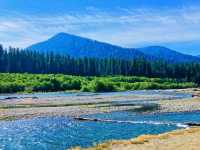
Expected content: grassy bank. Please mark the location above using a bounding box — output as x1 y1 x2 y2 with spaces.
0 73 197 93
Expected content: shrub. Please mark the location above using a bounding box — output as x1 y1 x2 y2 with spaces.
88 80 116 92
80 85 90 92
0 82 25 93
61 79 81 90
32 81 53 92
121 83 134 90
49 78 61 90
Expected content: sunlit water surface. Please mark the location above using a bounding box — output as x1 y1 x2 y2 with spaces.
0 111 200 150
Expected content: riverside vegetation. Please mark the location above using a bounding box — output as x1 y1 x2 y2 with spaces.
0 73 196 93
1 46 200 85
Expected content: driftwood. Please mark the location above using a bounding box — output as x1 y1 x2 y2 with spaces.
74 117 135 124
186 122 200 127
75 117 100 122
74 117 120 123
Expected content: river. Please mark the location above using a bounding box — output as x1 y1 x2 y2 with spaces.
0 90 198 150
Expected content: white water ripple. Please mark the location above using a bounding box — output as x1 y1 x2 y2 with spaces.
78 118 189 128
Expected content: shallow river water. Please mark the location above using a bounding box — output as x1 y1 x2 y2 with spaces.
0 90 192 100
0 90 198 150
0 111 200 150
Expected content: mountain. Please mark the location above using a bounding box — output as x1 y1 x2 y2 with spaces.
27 32 145 60
27 32 200 63
138 46 200 63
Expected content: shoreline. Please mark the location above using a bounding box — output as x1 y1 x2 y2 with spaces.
74 127 200 150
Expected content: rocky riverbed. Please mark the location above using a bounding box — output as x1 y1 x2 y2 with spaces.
0 89 199 120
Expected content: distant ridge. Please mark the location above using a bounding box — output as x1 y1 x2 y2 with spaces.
138 46 200 63
27 32 200 63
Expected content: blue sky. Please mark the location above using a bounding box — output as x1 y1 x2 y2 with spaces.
0 0 200 55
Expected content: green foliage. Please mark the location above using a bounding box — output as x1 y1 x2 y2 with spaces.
85 79 116 92
0 82 25 93
61 79 81 90
32 81 54 92
0 73 196 93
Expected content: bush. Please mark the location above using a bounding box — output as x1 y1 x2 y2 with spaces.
49 78 61 90
88 80 116 92
32 81 54 92
61 79 81 90
0 82 25 93
80 85 90 92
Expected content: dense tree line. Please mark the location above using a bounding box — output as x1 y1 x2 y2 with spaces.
0 45 200 84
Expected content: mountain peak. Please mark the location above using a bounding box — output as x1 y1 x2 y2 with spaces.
27 32 144 59
53 32 79 38
55 32 69 36
49 32 84 41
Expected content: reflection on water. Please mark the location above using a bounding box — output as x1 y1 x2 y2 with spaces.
0 111 199 150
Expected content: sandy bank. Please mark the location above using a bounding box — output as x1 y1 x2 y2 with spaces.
73 127 200 150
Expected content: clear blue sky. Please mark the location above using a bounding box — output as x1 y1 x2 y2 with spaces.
0 0 200 55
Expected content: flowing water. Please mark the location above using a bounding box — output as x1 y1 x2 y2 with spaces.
0 90 192 101
0 90 198 150
0 111 200 150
